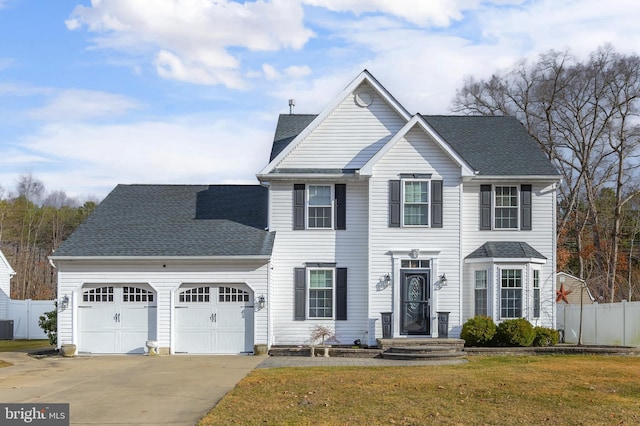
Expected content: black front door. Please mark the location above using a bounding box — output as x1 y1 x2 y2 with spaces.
400 271 431 335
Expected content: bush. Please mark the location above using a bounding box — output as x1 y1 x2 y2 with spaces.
532 327 560 347
495 318 535 347
38 302 57 346
460 316 496 347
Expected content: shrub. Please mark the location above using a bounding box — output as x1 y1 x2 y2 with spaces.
532 327 560 347
38 302 57 346
460 315 496 347
496 318 535 347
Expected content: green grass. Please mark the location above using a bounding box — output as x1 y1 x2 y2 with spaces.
0 339 54 352
199 356 640 425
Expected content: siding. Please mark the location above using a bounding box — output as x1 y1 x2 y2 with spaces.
56 261 269 351
0 251 13 320
278 81 407 169
269 181 369 345
461 181 557 327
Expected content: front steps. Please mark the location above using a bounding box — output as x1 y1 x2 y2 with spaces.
377 338 467 361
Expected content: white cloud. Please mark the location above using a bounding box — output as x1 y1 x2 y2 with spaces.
28 89 142 121
67 0 315 87
262 64 281 81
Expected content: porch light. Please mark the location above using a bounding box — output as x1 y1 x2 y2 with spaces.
383 274 391 288
60 295 69 310
439 274 447 287
257 295 266 310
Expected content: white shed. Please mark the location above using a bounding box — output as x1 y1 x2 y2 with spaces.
0 249 16 320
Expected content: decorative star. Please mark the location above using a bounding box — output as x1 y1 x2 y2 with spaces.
556 283 573 303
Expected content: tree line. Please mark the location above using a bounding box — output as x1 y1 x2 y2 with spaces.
0 174 97 300
453 44 640 302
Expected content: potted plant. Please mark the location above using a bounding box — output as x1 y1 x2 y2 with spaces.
310 325 335 357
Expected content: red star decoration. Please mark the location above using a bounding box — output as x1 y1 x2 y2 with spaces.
556 283 572 303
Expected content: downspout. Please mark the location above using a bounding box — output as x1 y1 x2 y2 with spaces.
458 177 464 333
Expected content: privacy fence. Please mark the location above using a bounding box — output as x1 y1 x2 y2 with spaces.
7 299 55 339
557 301 640 347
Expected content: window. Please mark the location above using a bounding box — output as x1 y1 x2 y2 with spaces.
533 270 540 318
495 186 518 229
83 286 114 302
308 269 333 318
403 180 429 226
293 184 346 230
500 269 522 318
308 185 332 228
123 287 154 303
179 287 210 303
474 270 488 316
219 287 249 303
401 259 431 269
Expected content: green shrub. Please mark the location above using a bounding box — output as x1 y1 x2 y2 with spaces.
532 327 560 347
38 302 57 346
496 318 535 347
460 315 496 347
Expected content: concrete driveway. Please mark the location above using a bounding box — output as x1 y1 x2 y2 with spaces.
0 352 265 425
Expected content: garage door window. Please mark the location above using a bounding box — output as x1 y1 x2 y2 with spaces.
123 286 154 302
83 286 114 302
179 287 210 303
219 287 249 302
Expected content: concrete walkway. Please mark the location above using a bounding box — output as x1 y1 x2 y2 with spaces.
0 352 265 426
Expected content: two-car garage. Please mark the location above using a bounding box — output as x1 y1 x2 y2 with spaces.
77 283 255 355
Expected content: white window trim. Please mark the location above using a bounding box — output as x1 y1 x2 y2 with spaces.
493 185 519 230
498 266 524 319
531 266 541 319
306 184 334 229
401 178 430 227
474 269 489 317
307 267 335 319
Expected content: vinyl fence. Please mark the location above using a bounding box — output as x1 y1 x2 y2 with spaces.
7 299 55 339
557 301 640 347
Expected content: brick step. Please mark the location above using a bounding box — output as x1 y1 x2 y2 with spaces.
386 345 462 355
382 350 467 361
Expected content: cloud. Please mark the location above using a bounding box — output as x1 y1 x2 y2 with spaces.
28 89 143 122
67 0 315 87
11 113 274 198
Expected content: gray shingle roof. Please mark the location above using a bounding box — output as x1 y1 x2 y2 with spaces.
422 115 559 176
269 113 559 177
466 242 546 260
53 185 274 258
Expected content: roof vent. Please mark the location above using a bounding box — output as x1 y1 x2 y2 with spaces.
288 99 295 114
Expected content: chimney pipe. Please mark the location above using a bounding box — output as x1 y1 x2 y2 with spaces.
288 99 295 114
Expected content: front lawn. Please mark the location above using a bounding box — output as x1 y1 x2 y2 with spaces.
199 356 640 425
0 339 54 352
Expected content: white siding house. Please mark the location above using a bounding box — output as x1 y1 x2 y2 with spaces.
0 249 16 320
52 70 560 353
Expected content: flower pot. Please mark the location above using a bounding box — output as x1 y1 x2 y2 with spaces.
60 344 76 357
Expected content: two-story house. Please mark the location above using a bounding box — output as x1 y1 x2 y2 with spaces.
51 70 560 354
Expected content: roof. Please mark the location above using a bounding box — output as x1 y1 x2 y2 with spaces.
422 115 559 176
466 242 547 260
267 113 559 177
53 184 274 258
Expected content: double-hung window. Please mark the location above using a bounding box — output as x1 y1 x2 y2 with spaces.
308 269 334 318
308 185 332 228
403 180 429 226
495 186 518 229
533 269 540 318
500 269 522 318
474 270 488 316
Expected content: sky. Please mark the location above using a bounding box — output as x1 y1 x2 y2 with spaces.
1 0 640 202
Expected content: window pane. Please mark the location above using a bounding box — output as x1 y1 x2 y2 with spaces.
495 186 518 229
404 204 428 225
474 270 488 316
308 207 332 228
404 181 428 203
501 269 522 318
309 185 331 205
533 270 540 318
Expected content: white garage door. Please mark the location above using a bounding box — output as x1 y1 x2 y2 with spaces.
174 285 254 354
78 285 157 354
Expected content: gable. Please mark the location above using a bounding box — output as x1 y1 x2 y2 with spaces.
0 249 15 277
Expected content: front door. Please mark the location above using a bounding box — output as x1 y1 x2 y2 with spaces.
400 271 431 335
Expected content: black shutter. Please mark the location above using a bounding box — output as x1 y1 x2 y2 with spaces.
521 184 532 231
293 184 305 230
335 184 346 230
294 268 306 320
389 180 401 227
431 180 443 228
336 268 347 320
480 185 492 230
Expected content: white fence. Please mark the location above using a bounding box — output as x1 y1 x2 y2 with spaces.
557 301 640 347
7 299 55 339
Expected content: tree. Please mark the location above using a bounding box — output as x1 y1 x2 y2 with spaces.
452 45 640 301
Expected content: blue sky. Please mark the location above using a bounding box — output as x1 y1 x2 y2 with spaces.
1 0 639 201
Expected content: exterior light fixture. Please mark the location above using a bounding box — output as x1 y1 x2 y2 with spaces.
439 273 447 287
257 295 266 310
384 274 391 288
60 295 69 310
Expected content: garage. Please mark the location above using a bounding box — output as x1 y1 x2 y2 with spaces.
78 284 157 354
174 284 254 354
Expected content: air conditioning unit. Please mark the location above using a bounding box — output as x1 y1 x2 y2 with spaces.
0 320 14 340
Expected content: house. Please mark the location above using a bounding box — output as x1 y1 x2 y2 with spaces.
51 70 561 354
0 249 16 320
